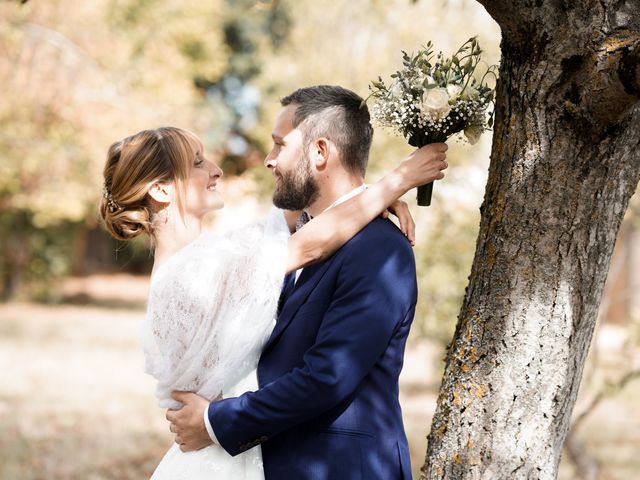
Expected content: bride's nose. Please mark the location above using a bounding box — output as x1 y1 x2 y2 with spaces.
210 162 223 178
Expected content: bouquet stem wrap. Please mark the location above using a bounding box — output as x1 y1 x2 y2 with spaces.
416 182 434 207
409 131 447 207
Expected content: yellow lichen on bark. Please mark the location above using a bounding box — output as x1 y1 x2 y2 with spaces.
603 28 638 53
486 241 498 269
470 383 488 397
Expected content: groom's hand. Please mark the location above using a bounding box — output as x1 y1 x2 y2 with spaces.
166 391 213 452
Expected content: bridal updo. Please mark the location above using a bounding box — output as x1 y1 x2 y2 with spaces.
100 127 199 241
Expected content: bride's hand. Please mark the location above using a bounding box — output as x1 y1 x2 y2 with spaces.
395 143 448 191
383 199 416 246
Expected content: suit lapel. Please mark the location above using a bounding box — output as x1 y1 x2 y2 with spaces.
277 272 296 315
264 260 333 351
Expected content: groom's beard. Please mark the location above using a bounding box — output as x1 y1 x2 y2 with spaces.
272 153 319 211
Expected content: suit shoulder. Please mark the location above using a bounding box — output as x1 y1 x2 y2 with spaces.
345 218 413 254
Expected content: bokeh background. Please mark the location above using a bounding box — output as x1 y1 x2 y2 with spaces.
1 1 638 478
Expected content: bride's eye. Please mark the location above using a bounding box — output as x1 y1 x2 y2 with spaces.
194 155 203 166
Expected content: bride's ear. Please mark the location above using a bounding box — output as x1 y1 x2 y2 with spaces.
148 182 174 204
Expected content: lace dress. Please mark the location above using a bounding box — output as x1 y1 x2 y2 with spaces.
141 208 289 480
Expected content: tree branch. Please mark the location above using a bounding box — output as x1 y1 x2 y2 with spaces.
474 0 530 37
563 367 640 480
571 368 640 432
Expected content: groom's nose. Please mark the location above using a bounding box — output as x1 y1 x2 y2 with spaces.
264 153 276 170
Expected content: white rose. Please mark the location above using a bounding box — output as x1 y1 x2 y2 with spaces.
464 124 483 145
446 84 463 102
420 88 451 120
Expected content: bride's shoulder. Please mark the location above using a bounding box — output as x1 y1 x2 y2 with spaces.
150 233 232 290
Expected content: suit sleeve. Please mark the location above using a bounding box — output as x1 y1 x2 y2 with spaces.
208 230 417 456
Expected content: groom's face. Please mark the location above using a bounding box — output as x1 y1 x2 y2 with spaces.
266 105 319 210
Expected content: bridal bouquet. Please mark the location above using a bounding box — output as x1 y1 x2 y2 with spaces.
368 37 497 206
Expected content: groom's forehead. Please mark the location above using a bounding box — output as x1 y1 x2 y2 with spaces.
272 105 300 138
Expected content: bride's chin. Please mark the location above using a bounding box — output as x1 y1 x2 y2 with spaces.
211 200 225 210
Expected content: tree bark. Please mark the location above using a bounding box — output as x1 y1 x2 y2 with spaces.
422 1 640 479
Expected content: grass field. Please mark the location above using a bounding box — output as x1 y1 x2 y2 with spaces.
0 277 638 479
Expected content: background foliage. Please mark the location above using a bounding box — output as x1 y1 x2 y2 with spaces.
0 0 503 343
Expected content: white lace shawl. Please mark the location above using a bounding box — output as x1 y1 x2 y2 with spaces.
141 208 289 409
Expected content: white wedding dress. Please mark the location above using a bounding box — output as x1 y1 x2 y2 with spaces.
141 208 290 480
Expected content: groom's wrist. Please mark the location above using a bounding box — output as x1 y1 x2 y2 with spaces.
203 403 219 444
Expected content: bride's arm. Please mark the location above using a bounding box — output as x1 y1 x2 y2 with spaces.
286 143 448 273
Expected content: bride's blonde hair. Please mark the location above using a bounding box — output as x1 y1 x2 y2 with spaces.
100 127 201 241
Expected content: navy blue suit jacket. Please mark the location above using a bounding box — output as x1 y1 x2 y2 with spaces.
208 217 418 480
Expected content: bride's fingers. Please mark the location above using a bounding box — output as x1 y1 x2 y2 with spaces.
391 201 415 246
406 216 416 246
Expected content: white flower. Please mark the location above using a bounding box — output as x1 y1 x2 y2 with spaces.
464 124 483 145
461 85 479 99
390 82 404 98
446 84 463 102
420 88 451 120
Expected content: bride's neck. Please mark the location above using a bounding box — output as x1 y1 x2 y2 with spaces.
152 208 202 273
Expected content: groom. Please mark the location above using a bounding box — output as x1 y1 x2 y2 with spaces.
168 85 444 479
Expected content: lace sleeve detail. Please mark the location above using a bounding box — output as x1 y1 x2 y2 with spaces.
142 208 289 409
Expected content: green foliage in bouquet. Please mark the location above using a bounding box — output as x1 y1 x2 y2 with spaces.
367 37 497 205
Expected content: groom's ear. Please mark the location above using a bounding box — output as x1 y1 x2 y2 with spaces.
148 182 174 204
313 138 330 170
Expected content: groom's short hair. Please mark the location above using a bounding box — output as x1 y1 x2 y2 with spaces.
280 85 373 176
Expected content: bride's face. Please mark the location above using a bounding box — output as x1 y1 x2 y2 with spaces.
184 148 224 217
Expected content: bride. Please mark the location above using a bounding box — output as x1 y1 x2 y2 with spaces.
99 126 446 479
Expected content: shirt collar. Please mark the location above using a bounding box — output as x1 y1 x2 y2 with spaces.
321 184 367 214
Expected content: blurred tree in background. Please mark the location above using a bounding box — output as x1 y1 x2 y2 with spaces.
1 0 636 347
0 0 227 299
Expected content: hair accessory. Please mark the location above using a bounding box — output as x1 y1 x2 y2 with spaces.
102 185 120 213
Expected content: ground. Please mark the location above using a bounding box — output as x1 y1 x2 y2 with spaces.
0 275 638 479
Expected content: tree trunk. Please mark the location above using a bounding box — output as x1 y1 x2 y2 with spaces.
0 214 31 302
422 1 640 479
